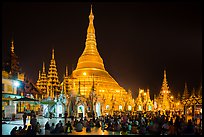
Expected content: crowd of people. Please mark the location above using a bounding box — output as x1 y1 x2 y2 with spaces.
10 111 202 135
10 112 41 135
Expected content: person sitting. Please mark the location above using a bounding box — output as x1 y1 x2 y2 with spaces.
36 122 41 134
101 120 105 132
16 126 23 135
76 121 83 132
50 123 55 134
45 121 50 134
65 121 73 133
95 118 101 127
58 122 64 133
10 126 18 135
86 121 91 132
90 119 94 127
53 123 61 134
21 125 27 135
26 125 33 135
45 121 50 130
121 126 128 135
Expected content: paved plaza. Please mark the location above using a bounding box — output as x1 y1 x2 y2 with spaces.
2 116 125 135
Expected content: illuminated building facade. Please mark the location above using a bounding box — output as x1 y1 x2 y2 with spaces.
36 49 61 99
35 5 135 117
68 5 134 117
135 88 154 112
154 70 175 112
2 40 41 118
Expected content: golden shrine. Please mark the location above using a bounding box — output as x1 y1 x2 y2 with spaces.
69 5 134 116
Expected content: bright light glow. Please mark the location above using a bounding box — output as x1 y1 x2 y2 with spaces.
128 106 132 111
138 105 142 111
119 105 122 110
83 72 87 76
148 106 152 111
144 92 146 96
170 96 173 99
13 81 20 87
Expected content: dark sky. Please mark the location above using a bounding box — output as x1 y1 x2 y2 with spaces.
2 2 202 99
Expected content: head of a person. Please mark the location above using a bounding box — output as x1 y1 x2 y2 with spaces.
23 125 27 129
18 126 22 130
52 123 55 126
27 125 32 130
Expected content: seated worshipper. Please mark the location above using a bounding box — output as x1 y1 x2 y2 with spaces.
21 125 28 135
10 126 18 135
36 122 41 134
95 118 101 127
50 123 55 133
16 126 23 135
65 121 73 133
86 121 91 132
26 125 33 136
76 121 83 132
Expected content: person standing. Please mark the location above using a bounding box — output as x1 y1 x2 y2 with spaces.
22 112 27 126
30 115 37 134
101 119 105 132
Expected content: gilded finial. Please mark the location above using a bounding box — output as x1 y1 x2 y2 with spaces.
66 65 68 77
89 4 94 23
43 62 45 73
11 39 14 53
164 70 166 78
38 70 41 79
90 4 93 15
192 88 195 96
52 49 55 59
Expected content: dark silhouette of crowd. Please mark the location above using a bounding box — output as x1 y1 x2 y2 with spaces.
10 111 202 135
10 113 41 135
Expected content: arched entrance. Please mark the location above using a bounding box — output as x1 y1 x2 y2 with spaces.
119 105 122 111
96 102 101 117
56 103 63 117
128 105 132 111
77 105 85 118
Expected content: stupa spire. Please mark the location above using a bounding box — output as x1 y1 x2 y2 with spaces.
36 70 41 90
182 82 189 99
52 49 55 59
161 70 169 92
47 48 60 98
43 62 45 73
66 65 68 77
38 70 41 79
76 5 105 70
11 39 15 53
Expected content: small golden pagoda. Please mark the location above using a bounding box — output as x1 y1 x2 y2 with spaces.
46 49 60 99
155 70 174 112
69 5 131 116
36 62 47 99
135 88 154 112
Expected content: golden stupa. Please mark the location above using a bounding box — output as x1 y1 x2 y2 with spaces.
70 5 134 114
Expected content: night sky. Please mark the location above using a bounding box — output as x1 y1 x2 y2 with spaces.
2 2 202 99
